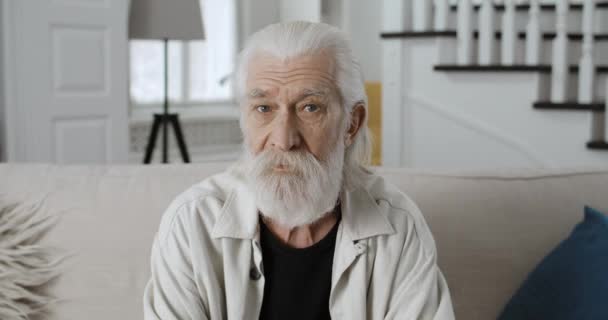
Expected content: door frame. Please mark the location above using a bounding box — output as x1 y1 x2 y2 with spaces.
1 0 24 162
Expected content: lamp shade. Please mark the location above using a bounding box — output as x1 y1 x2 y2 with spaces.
129 0 205 40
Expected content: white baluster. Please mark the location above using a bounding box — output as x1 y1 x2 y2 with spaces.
501 0 516 65
605 80 608 142
551 0 569 103
413 0 431 31
578 0 595 104
525 0 541 65
381 0 406 166
434 0 449 31
478 0 495 65
457 0 473 65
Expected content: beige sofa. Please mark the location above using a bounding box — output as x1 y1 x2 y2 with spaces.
1 162 607 320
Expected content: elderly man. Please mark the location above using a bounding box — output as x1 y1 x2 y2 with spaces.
143 21 455 320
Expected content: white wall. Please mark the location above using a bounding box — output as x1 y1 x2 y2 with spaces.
280 0 383 82
238 0 383 83
343 0 382 82
237 0 280 49
280 0 321 23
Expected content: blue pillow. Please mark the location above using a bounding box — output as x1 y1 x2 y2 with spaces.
498 206 608 320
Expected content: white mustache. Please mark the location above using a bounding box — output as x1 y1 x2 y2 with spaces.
251 149 324 178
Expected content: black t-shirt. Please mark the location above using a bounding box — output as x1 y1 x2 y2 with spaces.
258 209 341 320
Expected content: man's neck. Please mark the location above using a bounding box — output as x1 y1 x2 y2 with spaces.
261 209 339 249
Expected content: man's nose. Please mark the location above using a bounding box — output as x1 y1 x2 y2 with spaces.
269 110 300 151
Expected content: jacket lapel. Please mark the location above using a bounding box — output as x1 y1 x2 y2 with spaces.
329 186 395 310
210 181 259 240
210 167 397 309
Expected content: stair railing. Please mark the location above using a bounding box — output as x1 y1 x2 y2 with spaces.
525 0 542 65
434 0 449 31
605 79 608 143
578 0 595 104
501 0 516 65
415 0 603 142
550 0 570 102
412 0 431 31
457 0 473 64
478 0 495 65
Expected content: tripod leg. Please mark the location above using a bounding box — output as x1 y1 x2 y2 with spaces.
162 116 169 163
143 115 162 164
170 115 191 163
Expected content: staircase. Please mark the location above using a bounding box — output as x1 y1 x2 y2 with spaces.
381 0 608 169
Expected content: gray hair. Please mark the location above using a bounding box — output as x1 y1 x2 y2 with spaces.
235 21 373 189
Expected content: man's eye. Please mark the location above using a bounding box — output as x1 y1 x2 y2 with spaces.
256 105 270 113
303 104 319 112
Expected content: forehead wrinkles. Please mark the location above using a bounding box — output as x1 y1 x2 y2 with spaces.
252 68 336 84
245 52 341 101
249 70 338 94
248 51 337 80
250 82 337 103
251 77 337 93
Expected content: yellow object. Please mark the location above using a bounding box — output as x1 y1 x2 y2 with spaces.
365 82 382 165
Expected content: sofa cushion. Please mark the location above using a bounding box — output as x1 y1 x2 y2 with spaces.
1 163 608 320
498 206 608 320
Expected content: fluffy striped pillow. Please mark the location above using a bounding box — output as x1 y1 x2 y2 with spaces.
0 195 70 319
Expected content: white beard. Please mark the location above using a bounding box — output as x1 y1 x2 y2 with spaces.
243 139 345 229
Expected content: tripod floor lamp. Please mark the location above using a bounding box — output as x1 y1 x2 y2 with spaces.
129 0 205 164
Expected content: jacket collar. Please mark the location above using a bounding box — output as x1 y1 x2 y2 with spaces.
210 174 395 241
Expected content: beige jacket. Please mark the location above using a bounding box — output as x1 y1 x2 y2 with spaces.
143 162 455 320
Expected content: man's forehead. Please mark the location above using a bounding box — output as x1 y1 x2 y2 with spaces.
247 52 336 79
244 51 339 99
250 50 335 69
247 86 330 99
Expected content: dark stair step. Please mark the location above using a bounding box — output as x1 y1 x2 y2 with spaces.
381 31 457 38
533 101 605 112
434 64 608 73
449 1 608 11
587 141 608 150
474 31 608 41
381 30 608 41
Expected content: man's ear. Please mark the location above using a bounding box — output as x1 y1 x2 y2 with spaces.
345 103 366 147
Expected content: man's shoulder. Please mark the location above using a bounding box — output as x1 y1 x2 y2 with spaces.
362 171 438 255
155 162 247 241
362 170 422 221
363 172 418 213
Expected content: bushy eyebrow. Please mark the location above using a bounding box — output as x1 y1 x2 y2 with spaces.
248 88 267 98
247 87 330 100
299 88 329 99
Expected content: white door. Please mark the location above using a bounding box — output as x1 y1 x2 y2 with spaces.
10 0 129 163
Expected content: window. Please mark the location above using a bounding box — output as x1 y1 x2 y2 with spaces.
129 0 237 108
